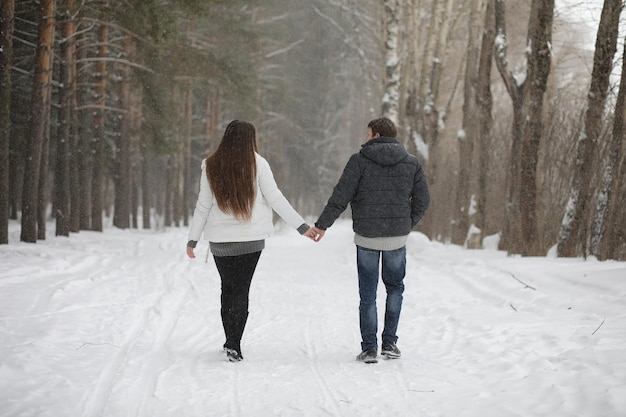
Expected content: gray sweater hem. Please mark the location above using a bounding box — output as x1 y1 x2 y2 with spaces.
210 240 265 257
354 234 408 251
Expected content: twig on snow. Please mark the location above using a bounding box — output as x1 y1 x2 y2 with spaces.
592 317 606 336
506 272 536 291
76 342 121 350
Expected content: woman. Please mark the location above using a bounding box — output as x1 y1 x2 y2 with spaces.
187 120 311 362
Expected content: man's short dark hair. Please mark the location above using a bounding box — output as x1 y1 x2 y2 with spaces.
368 117 397 138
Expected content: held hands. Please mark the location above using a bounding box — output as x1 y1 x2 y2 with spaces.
187 227 325 256
304 226 325 242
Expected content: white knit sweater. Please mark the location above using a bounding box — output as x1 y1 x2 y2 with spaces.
188 153 306 243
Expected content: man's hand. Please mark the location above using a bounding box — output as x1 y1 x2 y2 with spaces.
304 226 325 242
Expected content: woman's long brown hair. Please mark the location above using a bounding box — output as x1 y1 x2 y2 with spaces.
206 120 258 221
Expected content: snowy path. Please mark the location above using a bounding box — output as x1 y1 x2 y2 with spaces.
1 220 625 417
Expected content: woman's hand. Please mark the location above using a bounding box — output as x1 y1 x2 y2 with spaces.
186 246 196 259
304 226 325 242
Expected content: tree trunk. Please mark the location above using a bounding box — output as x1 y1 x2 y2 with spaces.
75 31 92 231
452 0 486 246
596 35 626 260
131 89 142 229
172 150 183 227
37 83 52 240
164 157 173 227
141 148 151 229
518 0 554 255
209 88 220 144
66 0 79 233
403 0 425 159
421 0 454 186
494 0 553 256
183 77 193 227
203 92 212 141
91 6 109 232
494 0 523 254
557 0 621 257
475 0 495 245
131 172 138 229
410 0 456 239
8 129 22 220
20 0 56 243
381 0 402 124
55 0 77 236
0 0 15 244
113 38 134 229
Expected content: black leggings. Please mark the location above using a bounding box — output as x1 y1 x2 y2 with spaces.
213 251 262 352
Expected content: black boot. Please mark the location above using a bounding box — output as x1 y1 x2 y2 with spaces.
224 347 243 362
223 310 248 361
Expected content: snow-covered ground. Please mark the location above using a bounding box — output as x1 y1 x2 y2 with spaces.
1 219 625 417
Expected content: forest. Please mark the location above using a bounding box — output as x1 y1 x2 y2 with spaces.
1 0 625 260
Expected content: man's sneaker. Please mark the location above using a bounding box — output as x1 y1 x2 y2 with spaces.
224 347 243 362
356 347 378 364
381 341 401 359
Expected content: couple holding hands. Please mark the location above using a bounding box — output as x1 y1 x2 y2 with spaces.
186 117 430 363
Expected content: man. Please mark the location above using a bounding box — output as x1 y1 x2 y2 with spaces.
305 117 430 364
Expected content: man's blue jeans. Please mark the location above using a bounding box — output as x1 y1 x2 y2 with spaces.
356 245 406 351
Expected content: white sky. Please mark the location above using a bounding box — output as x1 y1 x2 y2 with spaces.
556 0 625 50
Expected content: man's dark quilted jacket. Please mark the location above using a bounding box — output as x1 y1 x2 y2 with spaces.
315 136 430 238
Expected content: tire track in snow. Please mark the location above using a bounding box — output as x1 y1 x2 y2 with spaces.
406 253 515 377
414 254 527 310
81 250 193 417
407 250 594 409
302 316 345 417
24 256 118 316
82 304 153 417
124 267 193 417
406 261 460 358
227 367 243 417
448 262 526 308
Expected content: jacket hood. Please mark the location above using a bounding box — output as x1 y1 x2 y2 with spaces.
359 137 408 166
